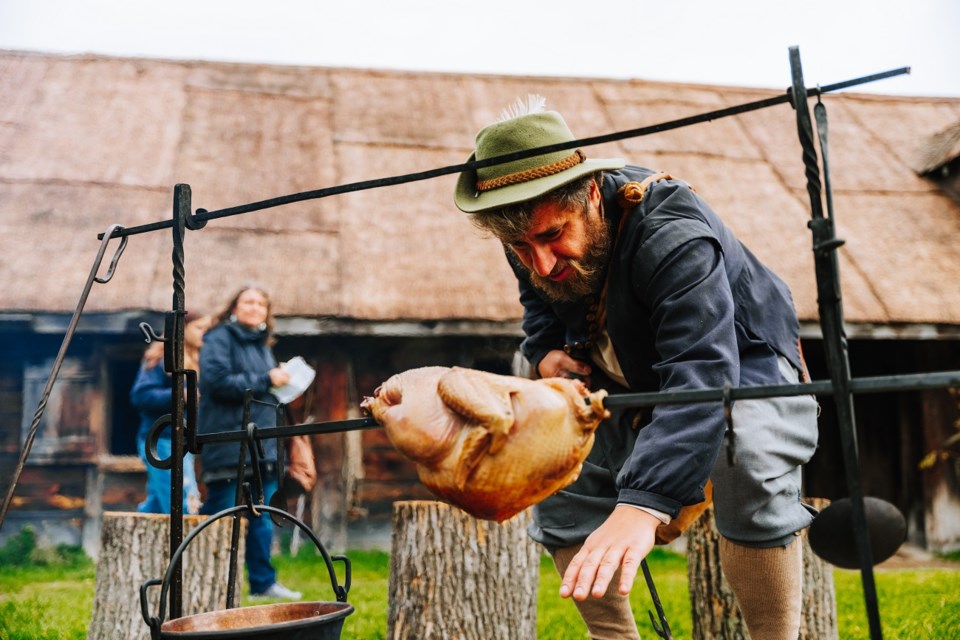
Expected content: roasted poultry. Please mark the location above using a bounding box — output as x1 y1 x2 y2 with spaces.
361 366 608 522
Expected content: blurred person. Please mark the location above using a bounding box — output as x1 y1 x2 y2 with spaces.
198 285 301 601
130 311 211 515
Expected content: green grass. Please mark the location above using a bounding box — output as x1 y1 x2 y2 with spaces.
2 541 958 639
0 528 96 640
835 567 960 640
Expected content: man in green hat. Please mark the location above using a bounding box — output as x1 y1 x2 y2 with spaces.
455 95 819 640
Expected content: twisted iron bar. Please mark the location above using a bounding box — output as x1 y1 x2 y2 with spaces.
789 46 882 639
165 185 192 619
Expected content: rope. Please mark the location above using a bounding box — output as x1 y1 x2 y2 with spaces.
475 150 585 191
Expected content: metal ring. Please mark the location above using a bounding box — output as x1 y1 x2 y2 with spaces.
145 415 173 470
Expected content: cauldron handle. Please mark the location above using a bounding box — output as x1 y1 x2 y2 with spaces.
141 503 351 628
140 578 163 639
332 554 351 595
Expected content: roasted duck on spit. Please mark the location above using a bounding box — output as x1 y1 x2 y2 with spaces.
361 366 607 522
361 365 712 541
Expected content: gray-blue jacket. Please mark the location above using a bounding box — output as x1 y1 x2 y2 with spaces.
513 166 804 521
198 321 281 479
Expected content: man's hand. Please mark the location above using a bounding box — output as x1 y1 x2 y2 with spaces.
538 349 592 380
560 504 660 600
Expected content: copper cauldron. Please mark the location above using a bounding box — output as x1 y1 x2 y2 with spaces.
142 504 353 640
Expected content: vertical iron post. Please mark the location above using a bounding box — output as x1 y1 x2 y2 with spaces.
788 47 882 639
168 184 191 620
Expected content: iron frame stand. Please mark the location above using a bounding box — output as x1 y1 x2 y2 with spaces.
4 48 944 640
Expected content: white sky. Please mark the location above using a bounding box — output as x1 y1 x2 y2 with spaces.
0 0 957 97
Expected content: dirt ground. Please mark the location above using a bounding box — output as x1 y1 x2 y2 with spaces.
874 542 960 571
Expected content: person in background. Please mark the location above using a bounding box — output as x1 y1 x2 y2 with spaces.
130 311 211 515
198 285 301 601
455 96 819 640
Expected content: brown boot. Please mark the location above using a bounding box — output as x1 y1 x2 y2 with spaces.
719 536 803 640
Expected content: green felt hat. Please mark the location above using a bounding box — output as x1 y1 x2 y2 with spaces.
454 111 625 213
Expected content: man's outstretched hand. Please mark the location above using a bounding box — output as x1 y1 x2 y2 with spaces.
560 504 660 600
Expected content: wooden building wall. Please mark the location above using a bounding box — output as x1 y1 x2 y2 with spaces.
2 322 959 554
803 337 960 552
0 325 146 551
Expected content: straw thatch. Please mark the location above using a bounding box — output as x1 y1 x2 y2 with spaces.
910 121 960 175
2 50 959 326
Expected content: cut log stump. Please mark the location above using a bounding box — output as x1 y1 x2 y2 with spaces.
387 500 539 640
87 512 245 640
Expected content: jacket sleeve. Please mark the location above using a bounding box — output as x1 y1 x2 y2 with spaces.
129 363 172 414
200 328 272 401
616 233 739 518
507 252 566 374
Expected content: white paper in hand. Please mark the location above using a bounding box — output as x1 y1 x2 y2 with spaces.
270 356 316 404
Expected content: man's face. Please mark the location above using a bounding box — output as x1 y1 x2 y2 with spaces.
508 180 610 302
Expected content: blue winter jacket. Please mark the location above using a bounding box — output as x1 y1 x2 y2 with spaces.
513 166 804 519
130 362 174 443
198 321 281 477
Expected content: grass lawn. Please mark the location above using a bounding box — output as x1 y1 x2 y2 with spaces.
1 542 958 639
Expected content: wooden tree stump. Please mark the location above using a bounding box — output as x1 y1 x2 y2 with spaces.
687 499 837 640
88 512 245 640
387 500 540 640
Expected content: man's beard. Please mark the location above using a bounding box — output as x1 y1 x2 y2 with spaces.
527 217 611 303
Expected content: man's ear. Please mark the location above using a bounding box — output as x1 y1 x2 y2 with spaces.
590 178 603 219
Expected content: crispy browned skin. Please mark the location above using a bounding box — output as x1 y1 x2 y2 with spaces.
361 366 608 522
655 480 713 545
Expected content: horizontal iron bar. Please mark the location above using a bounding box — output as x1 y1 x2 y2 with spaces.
99 66 910 241
604 369 960 409
196 417 380 444
195 368 959 443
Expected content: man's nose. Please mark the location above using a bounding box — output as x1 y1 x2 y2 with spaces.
530 244 557 277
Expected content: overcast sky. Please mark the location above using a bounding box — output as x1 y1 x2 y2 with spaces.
0 0 957 97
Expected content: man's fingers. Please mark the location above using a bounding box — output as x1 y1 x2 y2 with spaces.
562 547 626 602
572 552 602 601
590 555 623 599
618 548 643 596
559 550 586 598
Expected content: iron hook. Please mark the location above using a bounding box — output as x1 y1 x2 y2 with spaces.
242 482 260 518
139 322 166 344
641 559 672 639
94 224 129 284
723 383 736 466
186 208 208 230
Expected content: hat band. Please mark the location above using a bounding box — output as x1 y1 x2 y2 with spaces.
475 149 585 192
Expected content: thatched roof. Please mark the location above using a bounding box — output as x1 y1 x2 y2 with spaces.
2 50 960 328
910 121 960 175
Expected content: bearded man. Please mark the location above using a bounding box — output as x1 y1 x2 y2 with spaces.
454 96 820 640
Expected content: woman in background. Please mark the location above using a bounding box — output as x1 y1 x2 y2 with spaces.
198 285 300 601
130 311 211 515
